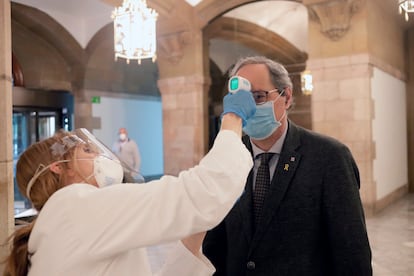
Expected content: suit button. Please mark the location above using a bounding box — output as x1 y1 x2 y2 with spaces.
246 261 255 270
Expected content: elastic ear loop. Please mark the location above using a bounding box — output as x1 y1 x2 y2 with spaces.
26 157 113 201
26 164 48 202
26 160 70 202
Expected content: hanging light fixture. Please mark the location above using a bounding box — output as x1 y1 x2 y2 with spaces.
399 0 414 21
301 70 313 96
112 0 158 64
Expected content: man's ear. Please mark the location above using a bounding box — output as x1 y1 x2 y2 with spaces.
284 87 293 109
49 162 63 175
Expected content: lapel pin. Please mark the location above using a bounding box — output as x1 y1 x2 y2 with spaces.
290 157 295 162
284 164 289 171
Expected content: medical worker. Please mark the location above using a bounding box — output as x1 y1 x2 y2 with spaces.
2 89 256 276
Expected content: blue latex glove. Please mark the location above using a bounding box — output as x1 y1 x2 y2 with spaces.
222 89 256 127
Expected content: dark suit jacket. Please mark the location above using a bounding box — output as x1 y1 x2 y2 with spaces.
203 121 372 276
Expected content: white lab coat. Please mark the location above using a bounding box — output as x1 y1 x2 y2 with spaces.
28 130 253 276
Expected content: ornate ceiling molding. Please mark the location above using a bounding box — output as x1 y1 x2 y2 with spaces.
306 0 363 41
157 31 193 64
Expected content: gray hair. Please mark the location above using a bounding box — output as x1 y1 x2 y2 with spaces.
229 56 293 91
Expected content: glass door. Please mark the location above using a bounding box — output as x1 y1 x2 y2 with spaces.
13 108 60 214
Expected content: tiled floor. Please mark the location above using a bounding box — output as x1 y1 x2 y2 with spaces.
148 193 414 275
367 193 414 276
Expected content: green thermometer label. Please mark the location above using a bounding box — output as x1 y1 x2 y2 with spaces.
228 76 251 93
230 78 239 90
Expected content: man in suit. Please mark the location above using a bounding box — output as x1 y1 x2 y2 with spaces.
202 56 372 275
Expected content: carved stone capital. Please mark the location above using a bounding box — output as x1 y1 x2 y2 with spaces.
157 31 192 64
306 0 363 40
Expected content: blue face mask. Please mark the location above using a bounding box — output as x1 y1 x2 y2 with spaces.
242 92 286 140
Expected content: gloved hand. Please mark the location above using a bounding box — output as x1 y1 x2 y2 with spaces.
222 90 256 127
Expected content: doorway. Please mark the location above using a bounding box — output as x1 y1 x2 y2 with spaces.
12 88 74 215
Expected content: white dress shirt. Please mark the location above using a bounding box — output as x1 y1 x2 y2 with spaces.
250 126 288 190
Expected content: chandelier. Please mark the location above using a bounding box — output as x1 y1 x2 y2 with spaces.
399 0 414 21
112 0 158 64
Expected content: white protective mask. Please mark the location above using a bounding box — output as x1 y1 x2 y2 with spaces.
119 133 127 141
92 155 124 188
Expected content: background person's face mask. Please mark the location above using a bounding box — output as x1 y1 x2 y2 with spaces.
243 91 286 140
119 133 127 141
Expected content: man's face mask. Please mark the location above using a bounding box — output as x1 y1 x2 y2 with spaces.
242 90 286 140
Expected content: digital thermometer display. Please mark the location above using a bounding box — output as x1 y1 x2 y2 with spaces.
228 76 251 93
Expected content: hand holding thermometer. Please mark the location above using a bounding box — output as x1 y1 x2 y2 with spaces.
228 76 251 94
223 76 256 126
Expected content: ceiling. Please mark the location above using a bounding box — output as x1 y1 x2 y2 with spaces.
10 0 307 49
9 0 414 74
11 0 414 47
10 0 310 74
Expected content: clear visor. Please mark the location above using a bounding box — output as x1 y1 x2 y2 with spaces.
50 128 120 161
65 129 145 183
26 128 146 201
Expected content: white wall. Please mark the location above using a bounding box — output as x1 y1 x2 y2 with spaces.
371 67 408 200
91 94 164 178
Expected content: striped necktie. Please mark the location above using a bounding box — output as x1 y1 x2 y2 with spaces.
253 152 274 226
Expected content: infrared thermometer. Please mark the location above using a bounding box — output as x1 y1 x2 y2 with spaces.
228 76 251 94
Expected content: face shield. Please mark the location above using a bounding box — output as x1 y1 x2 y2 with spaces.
71 128 120 161
73 129 146 184
26 128 143 201
74 129 145 183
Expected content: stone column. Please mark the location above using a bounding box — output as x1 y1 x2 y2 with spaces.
407 29 414 193
73 86 101 130
0 0 14 271
304 0 409 215
157 27 211 175
304 0 377 215
158 74 210 175
308 55 376 215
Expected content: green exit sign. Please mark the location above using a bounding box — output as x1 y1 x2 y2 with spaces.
91 96 101 104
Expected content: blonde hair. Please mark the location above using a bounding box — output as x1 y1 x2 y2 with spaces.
2 130 76 276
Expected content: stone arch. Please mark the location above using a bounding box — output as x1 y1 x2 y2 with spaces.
11 2 85 92
204 17 308 70
195 0 303 27
195 0 260 26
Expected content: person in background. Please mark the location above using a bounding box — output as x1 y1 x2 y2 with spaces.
1 89 256 276
112 127 143 183
203 56 372 275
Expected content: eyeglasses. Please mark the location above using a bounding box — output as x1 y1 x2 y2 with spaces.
251 89 283 105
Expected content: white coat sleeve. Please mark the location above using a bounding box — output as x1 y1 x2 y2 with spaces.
67 130 253 258
155 241 215 276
